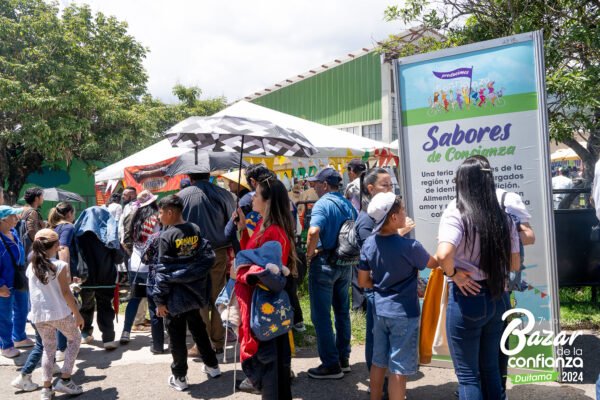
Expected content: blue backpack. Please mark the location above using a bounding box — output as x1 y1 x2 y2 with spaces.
250 286 293 341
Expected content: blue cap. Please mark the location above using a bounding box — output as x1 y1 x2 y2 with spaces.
0 206 24 220
306 167 342 186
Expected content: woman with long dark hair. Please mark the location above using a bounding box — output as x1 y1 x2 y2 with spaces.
436 155 520 400
120 190 159 344
234 176 295 400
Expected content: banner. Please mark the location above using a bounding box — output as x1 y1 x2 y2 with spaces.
395 32 560 372
124 157 187 193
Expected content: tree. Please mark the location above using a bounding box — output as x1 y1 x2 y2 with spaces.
0 0 151 200
380 0 600 184
0 1 227 201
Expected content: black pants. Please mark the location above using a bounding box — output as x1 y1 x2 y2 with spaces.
351 265 366 311
80 288 115 343
165 309 218 378
285 277 303 325
242 333 292 400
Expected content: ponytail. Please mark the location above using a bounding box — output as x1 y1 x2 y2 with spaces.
358 171 366 211
360 168 389 209
31 237 58 285
48 202 74 228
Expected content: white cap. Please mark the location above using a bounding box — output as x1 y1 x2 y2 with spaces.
367 192 397 232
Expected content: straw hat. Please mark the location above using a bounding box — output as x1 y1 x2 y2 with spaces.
137 190 158 208
221 170 250 190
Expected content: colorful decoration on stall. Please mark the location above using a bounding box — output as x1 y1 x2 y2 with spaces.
373 148 399 167
124 157 187 193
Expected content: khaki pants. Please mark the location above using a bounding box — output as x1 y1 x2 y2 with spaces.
134 298 148 325
200 247 229 351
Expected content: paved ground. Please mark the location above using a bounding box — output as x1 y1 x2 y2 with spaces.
0 318 597 399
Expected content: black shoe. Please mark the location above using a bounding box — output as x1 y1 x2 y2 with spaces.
150 347 166 354
307 364 344 380
340 358 351 373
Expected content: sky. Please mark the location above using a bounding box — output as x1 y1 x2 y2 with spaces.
61 0 407 104
399 41 537 110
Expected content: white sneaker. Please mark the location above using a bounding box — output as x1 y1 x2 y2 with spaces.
103 341 119 350
81 334 94 345
14 338 35 348
40 387 54 400
1 347 20 358
11 373 39 392
202 364 221 378
53 378 83 395
168 375 188 391
55 350 65 362
238 377 260 394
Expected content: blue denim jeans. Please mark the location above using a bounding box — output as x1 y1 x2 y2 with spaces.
308 254 352 368
365 290 375 371
595 374 599 400
21 324 67 375
0 289 29 349
123 272 148 333
147 293 164 352
447 283 510 400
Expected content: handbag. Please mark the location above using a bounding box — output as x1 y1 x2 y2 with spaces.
130 251 147 299
0 234 27 292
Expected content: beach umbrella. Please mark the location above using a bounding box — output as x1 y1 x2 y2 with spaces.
164 115 317 199
42 188 84 202
165 151 249 176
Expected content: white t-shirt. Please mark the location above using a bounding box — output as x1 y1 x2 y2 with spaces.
27 259 71 324
592 160 600 222
551 175 573 208
107 203 123 223
496 189 531 224
444 189 532 224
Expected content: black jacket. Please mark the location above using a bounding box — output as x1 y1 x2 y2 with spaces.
77 231 124 287
150 237 215 316
178 181 236 250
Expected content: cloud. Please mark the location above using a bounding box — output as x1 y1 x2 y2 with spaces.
65 0 405 104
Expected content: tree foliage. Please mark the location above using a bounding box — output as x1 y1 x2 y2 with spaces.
380 0 600 184
0 0 226 200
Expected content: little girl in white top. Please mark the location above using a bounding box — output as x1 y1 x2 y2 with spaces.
27 229 84 400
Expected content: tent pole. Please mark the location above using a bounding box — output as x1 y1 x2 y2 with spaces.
236 136 245 208
195 146 198 165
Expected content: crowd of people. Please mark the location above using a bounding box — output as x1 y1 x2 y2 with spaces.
0 155 536 400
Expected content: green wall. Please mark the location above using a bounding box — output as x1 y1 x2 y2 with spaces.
18 159 104 219
252 52 382 125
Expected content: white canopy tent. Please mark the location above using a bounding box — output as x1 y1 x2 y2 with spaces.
94 100 392 182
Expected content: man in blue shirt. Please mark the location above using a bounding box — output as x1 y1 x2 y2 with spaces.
305 167 357 379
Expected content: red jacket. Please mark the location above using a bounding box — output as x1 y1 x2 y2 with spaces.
235 220 290 361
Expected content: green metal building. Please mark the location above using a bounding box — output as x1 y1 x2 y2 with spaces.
244 28 438 143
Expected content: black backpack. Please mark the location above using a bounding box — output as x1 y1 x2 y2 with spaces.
327 199 360 266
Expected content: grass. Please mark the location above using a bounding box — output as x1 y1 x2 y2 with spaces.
116 281 599 352
292 282 367 348
401 92 538 126
559 287 600 330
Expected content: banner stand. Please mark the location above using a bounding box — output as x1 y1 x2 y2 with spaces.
394 31 561 376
